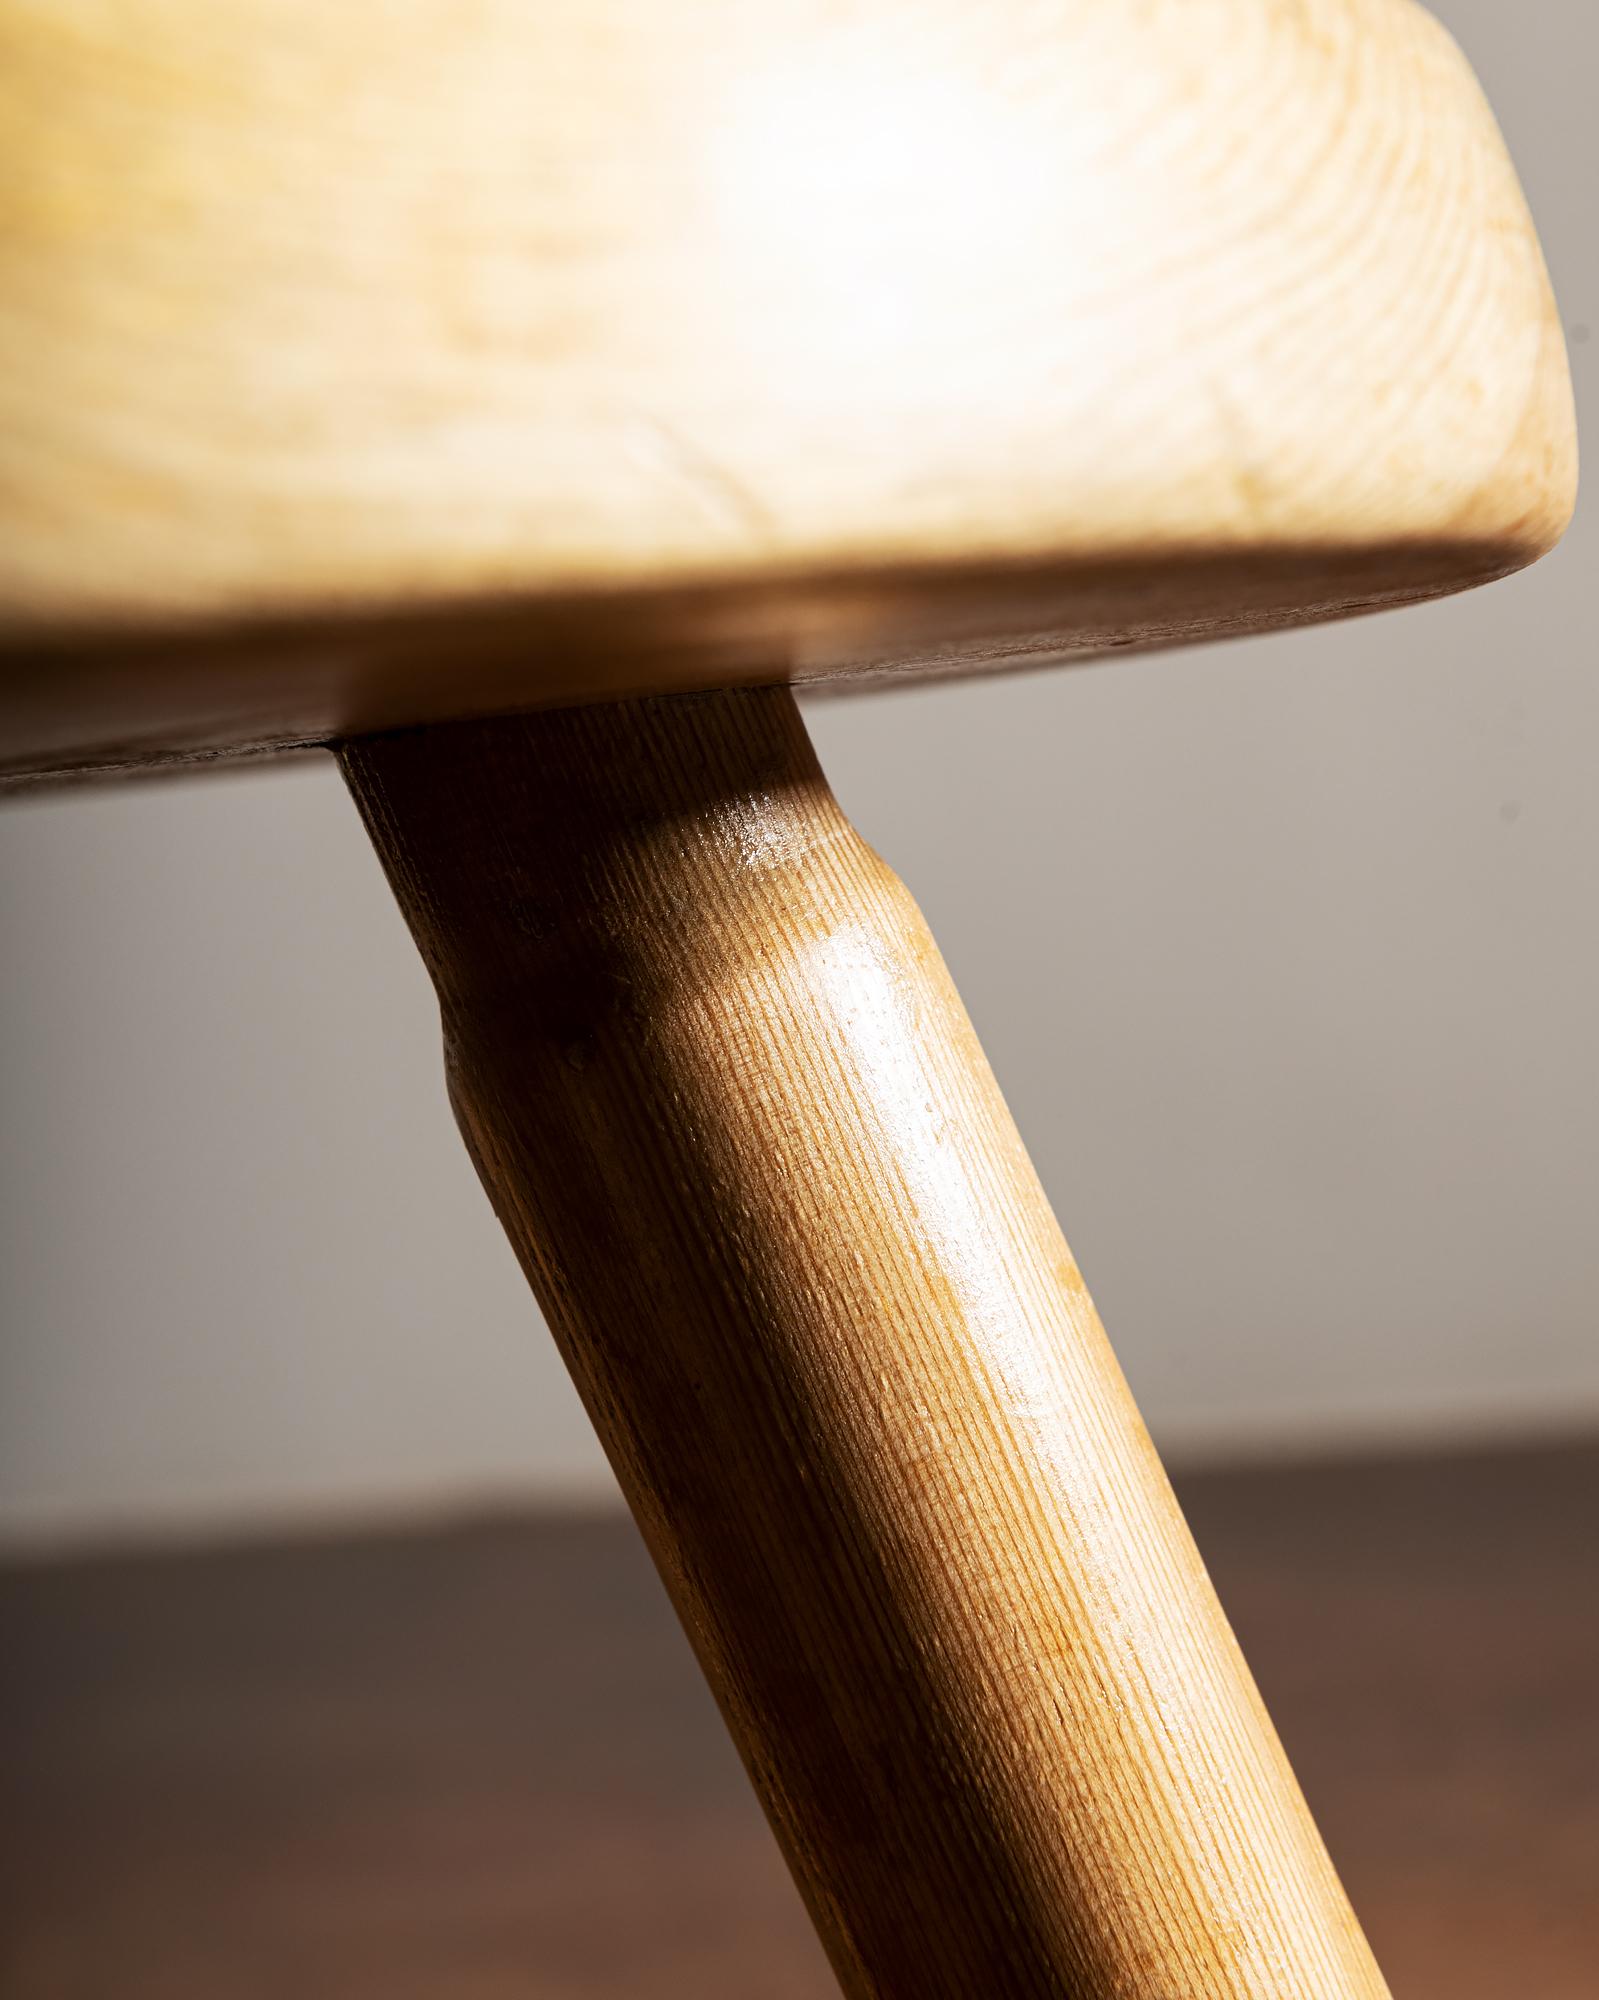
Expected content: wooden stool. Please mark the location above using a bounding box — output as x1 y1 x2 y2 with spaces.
1 3 1575 1994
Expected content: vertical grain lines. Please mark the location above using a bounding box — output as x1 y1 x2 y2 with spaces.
339 685 1389 1999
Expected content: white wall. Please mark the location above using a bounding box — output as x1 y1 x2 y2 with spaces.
2 0 1594 1545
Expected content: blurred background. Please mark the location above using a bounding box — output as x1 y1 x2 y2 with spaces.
3 0 1594 1551
1 1 1593 1996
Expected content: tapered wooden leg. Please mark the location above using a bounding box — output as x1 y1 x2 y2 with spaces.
340 686 1387 2000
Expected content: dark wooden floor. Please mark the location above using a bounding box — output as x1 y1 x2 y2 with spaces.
3 1442 1596 1999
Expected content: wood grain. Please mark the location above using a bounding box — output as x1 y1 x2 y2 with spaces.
6 1443 1596 2000
341 685 1389 1999
1 0 1576 780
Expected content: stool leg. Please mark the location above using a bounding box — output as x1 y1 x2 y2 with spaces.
340 686 1387 2000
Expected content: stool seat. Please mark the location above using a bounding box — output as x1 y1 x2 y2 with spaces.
0 0 1575 783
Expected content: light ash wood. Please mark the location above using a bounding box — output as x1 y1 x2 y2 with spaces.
2 0 1576 780
341 685 1391 2000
